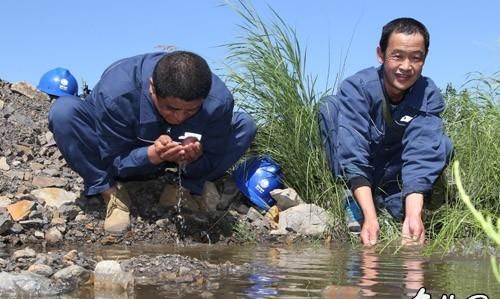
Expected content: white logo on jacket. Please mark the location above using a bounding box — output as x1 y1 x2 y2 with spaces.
399 115 414 123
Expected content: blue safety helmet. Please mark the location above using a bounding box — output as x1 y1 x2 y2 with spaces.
233 156 283 211
37 68 78 97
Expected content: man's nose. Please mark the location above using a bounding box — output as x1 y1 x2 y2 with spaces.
400 58 413 70
174 111 190 122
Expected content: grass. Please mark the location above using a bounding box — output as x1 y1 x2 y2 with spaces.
224 0 344 231
233 220 258 243
427 72 500 251
452 160 500 282
224 0 499 250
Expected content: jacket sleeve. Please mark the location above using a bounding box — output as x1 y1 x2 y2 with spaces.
401 87 452 197
182 97 234 179
336 77 375 185
94 93 161 178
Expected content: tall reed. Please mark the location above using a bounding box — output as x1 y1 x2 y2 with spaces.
429 72 500 250
224 1 344 224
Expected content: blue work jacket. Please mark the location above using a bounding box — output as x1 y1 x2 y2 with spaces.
332 66 451 197
85 52 234 180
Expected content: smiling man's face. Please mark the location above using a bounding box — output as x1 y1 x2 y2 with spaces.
377 32 426 102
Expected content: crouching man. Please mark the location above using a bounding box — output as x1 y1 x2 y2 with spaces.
319 18 452 246
48 51 256 235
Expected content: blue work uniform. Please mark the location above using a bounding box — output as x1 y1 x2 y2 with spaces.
319 66 452 219
48 52 256 196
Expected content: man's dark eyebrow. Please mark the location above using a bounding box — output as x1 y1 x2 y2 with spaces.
391 49 425 55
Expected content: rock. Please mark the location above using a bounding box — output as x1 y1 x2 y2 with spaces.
28 264 54 277
63 249 78 262
34 230 45 238
201 181 220 212
0 197 13 208
42 168 60 176
52 264 91 289
30 188 77 207
0 271 59 296
58 204 80 221
322 285 362 299
272 204 329 236
7 200 35 221
45 131 56 146
74 214 88 222
155 218 170 228
0 156 9 171
14 144 33 156
29 162 45 171
94 260 134 292
270 188 304 211
10 81 47 100
45 227 63 245
179 266 191 276
32 176 68 188
9 223 24 233
0 213 13 234
246 207 273 229
264 206 279 229
5 170 25 180
8 111 35 128
175 274 195 283
201 291 215 298
217 177 239 210
13 247 36 259
246 207 264 222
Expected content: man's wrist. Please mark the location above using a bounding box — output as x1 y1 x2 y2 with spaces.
405 193 424 218
147 145 163 165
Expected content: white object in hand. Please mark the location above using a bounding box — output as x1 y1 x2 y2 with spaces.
178 132 202 141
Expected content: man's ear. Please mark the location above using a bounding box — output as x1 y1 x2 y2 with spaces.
149 78 155 96
376 47 384 65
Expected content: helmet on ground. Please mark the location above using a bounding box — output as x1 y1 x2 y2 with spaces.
37 68 78 97
233 156 283 211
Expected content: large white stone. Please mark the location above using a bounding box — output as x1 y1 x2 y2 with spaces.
30 188 77 208
270 187 304 210
273 204 330 236
94 260 134 292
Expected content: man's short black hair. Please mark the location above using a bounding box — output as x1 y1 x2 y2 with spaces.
152 51 212 101
379 17 430 55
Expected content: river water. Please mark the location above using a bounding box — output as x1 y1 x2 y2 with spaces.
92 243 499 298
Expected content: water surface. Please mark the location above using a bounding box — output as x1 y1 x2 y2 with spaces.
94 243 499 298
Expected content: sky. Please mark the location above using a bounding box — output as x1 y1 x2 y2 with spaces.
1 0 498 94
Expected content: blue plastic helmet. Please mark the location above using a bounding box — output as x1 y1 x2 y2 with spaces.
37 68 78 97
233 156 283 211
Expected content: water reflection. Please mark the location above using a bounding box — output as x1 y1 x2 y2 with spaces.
90 244 499 298
345 247 427 298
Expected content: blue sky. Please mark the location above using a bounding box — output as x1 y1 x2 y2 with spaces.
1 0 498 93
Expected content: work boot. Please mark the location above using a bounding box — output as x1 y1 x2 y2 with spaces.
102 183 131 236
159 183 200 211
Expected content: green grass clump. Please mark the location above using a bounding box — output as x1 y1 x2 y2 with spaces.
428 72 500 250
224 1 343 224
233 220 258 243
453 161 500 282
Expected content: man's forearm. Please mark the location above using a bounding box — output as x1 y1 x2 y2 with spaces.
353 185 377 220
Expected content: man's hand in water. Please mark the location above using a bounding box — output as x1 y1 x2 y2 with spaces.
180 137 203 164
